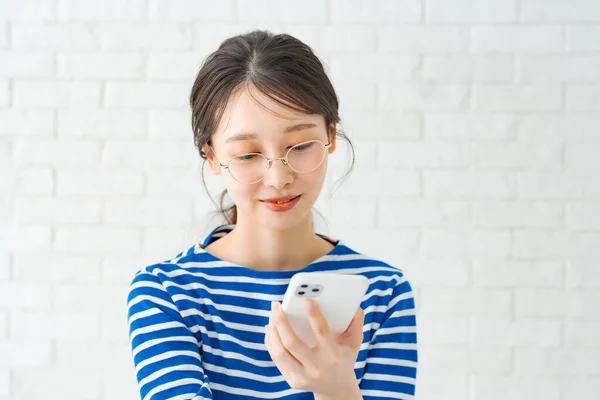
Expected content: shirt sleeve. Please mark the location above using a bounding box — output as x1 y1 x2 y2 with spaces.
359 274 418 400
127 269 214 400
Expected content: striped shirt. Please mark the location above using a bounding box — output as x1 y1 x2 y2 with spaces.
127 224 418 400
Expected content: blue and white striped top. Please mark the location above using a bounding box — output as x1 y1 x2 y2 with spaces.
127 224 418 400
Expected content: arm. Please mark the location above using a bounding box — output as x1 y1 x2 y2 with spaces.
127 269 213 400
359 274 418 400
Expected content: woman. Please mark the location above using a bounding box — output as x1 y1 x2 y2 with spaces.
127 30 418 400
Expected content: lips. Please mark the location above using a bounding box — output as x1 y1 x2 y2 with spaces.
261 195 301 204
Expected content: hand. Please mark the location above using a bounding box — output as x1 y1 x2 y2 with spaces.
264 299 364 399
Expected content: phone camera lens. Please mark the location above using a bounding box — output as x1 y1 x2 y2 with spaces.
301 284 308 288
312 288 319 292
298 291 305 295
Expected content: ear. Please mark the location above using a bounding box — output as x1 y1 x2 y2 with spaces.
202 144 222 176
328 121 337 154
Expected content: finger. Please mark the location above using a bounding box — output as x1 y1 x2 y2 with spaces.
303 299 337 355
271 301 317 370
266 322 305 378
339 306 365 348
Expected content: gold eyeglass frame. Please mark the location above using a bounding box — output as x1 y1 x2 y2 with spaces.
208 138 332 184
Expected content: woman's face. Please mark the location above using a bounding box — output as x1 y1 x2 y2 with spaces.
203 86 336 231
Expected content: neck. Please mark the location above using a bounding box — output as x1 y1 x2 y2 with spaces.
224 212 333 272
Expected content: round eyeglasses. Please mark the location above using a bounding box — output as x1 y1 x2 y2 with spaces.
208 139 332 184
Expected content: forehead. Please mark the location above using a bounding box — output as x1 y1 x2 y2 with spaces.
213 86 323 142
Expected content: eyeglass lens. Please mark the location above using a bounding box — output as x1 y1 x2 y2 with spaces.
228 140 327 184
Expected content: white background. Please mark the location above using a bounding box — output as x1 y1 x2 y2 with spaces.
1 0 600 399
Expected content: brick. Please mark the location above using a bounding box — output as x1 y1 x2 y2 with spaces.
57 0 145 21
408 259 470 287
105 198 193 227
565 321 600 347
473 140 562 170
567 260 600 288
101 254 147 282
340 228 420 264
54 228 142 254
14 197 102 225
238 0 326 23
147 52 206 81
515 348 600 376
55 341 131 371
104 82 189 109
521 0 600 22
341 111 421 140
566 202 600 230
0 0 54 20
330 198 376 228
58 54 143 79
474 85 563 111
13 139 101 166
330 54 419 83
380 83 469 111
13 369 102 400
100 311 133 342
517 172 588 199
10 311 100 340
11 23 99 50
518 55 600 83
0 225 51 252
54 284 128 313
519 115 600 142
14 253 101 282
568 25 600 51
285 25 376 54
419 345 511 374
148 110 192 140
567 85 600 111
333 171 420 197
423 55 513 83
419 287 511 317
425 113 515 140
424 171 516 199
379 199 470 228
56 168 144 195
0 52 55 78
57 110 146 138
512 231 568 259
330 139 376 170
473 259 563 288
332 0 421 22
378 141 469 168
149 0 235 21
473 376 560 400
427 0 517 22
0 311 6 337
472 26 564 53
421 230 511 258
0 109 54 136
334 82 376 110
12 167 54 194
14 81 101 107
413 373 468 399
100 23 192 50
147 167 202 196
0 339 53 368
0 23 6 48
0 80 8 107
474 200 562 228
379 26 469 53
516 289 600 318
101 141 197 167
418 316 469 344
563 378 600 400
471 318 561 346
142 228 197 258
0 282 51 309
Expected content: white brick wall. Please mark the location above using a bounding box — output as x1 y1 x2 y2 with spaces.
1 0 599 399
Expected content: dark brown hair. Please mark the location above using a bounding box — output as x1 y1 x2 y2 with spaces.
189 29 355 226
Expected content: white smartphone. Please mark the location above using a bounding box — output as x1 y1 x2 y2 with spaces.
281 272 370 348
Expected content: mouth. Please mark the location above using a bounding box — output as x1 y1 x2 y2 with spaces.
259 195 302 211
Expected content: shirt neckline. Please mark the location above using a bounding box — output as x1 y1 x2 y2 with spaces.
193 224 343 278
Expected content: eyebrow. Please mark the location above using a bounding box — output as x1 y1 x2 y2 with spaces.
224 123 318 143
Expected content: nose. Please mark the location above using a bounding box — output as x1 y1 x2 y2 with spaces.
262 157 293 188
